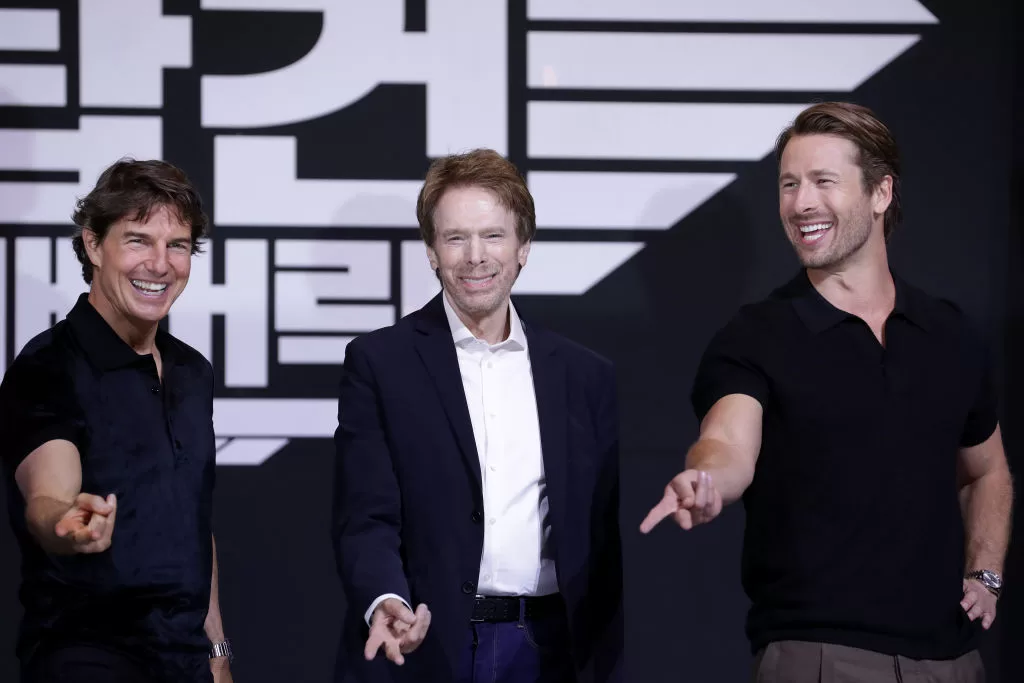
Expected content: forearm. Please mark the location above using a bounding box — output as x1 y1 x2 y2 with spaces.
961 465 1014 574
24 495 75 554
685 438 754 505
205 535 226 642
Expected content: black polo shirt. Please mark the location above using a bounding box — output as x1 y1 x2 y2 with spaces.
0 294 217 683
692 270 997 660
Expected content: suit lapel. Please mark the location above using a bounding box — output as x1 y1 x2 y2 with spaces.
526 324 569 541
413 295 483 492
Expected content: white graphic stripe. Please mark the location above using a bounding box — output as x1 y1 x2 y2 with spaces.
529 33 921 92
278 336 354 364
214 399 336 437
527 0 938 24
214 136 421 226
0 9 60 51
529 171 735 229
0 65 66 107
0 117 162 224
529 102 807 161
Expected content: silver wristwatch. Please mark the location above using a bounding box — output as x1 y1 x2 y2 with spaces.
210 639 233 663
965 569 1002 597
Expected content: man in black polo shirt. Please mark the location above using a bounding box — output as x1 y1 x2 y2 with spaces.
641 102 1013 681
0 159 234 683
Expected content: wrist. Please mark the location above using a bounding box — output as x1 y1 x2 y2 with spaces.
965 569 1002 597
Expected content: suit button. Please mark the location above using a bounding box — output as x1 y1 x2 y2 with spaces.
471 510 483 523
462 581 476 594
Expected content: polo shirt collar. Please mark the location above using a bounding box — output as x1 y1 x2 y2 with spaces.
66 293 177 370
788 269 931 334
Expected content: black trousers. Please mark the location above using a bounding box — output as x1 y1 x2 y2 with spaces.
23 643 156 683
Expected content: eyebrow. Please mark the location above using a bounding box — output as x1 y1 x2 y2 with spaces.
123 231 191 243
779 169 840 182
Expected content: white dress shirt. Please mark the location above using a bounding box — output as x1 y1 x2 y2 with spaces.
365 295 556 624
442 293 557 597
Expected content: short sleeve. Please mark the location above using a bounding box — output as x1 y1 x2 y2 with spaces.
0 355 85 472
690 314 770 422
959 334 998 448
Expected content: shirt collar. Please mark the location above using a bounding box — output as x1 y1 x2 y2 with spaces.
66 293 177 370
442 290 527 351
787 269 930 334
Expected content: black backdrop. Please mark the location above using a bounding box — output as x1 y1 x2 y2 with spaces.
0 1 1021 681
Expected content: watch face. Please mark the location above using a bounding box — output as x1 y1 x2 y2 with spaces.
982 570 1002 587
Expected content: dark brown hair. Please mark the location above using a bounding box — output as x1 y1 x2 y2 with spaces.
71 158 209 283
416 149 536 246
774 102 902 240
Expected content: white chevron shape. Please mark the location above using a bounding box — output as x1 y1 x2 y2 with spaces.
400 241 644 317
528 0 938 24
215 438 291 466
529 33 922 92
529 102 808 161
528 171 736 229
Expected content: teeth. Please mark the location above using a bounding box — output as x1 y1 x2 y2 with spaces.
800 222 832 234
463 276 493 283
131 280 167 292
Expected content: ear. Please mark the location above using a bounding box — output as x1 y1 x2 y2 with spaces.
425 243 439 271
517 240 531 269
82 228 104 271
872 175 893 216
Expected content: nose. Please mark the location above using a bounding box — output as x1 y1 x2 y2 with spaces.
794 182 819 214
147 244 170 275
466 235 487 265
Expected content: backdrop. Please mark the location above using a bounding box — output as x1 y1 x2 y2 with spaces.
0 1 1020 681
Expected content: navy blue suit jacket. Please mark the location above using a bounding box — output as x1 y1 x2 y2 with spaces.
332 294 623 682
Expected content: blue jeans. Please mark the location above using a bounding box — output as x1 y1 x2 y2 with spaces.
458 598 575 683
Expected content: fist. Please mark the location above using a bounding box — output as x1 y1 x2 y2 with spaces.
55 493 117 553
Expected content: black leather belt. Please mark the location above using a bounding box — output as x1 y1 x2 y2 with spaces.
470 594 564 623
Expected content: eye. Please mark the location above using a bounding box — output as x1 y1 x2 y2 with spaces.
817 178 835 185
781 181 797 189
169 242 189 251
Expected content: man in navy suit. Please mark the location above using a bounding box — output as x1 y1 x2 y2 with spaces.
332 148 622 683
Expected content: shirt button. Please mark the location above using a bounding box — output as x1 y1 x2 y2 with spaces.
482 573 490 582
488 465 497 472
471 510 483 523
462 581 476 594
488 518 496 525
486 362 493 369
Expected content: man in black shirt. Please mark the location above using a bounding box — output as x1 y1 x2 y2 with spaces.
0 159 234 683
640 102 1013 682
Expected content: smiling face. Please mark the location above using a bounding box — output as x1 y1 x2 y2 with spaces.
84 204 193 332
426 185 530 328
778 133 891 269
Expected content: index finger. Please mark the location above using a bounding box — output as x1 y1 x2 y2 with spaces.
639 494 677 534
364 625 389 661
407 604 431 642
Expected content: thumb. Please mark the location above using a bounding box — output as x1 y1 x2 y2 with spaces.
383 600 417 625
76 493 114 515
675 479 697 508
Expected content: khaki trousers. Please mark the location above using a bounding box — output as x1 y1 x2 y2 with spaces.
752 641 984 683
